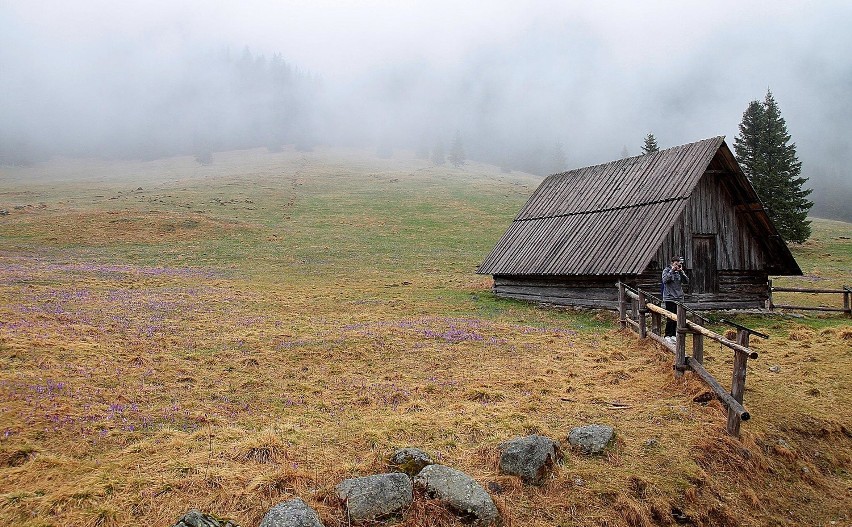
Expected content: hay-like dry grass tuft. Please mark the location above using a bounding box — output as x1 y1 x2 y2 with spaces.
1 148 850 526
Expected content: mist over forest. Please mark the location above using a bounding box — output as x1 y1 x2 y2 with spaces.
1 1 850 220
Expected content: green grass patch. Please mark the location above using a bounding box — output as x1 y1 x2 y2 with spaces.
0 148 849 527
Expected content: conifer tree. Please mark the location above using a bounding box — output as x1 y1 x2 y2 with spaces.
734 90 812 243
642 133 659 154
448 131 466 168
734 100 764 179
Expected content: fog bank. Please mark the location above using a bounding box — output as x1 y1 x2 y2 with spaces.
2 1 850 219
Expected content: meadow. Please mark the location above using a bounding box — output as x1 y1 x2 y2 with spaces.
0 148 849 527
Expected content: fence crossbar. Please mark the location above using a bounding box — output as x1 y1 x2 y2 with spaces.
686 357 750 420
769 281 851 314
623 282 764 331
616 281 756 436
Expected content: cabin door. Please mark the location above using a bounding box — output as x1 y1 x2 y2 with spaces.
691 235 718 294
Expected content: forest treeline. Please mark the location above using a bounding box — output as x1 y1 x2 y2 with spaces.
2 48 321 164
0 47 569 176
1 46 849 222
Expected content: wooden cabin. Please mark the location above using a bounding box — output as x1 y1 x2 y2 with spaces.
477 137 802 310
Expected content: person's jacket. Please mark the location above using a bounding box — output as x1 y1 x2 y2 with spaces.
662 266 688 301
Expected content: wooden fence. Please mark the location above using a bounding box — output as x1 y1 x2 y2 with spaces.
767 280 851 314
617 282 765 436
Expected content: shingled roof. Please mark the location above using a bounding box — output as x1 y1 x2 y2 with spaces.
478 136 800 276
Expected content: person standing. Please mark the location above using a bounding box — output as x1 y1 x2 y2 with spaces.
662 256 688 344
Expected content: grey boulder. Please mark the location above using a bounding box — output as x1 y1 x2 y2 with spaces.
389 447 435 476
498 434 561 485
335 473 413 522
173 509 238 527
259 498 324 527
568 424 615 455
414 464 500 526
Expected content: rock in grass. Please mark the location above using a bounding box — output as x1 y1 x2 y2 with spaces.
173 509 239 527
259 498 324 527
335 473 413 522
389 447 434 476
568 425 615 455
498 434 561 485
414 464 500 526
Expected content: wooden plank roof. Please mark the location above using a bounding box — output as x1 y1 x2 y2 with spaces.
478 136 800 276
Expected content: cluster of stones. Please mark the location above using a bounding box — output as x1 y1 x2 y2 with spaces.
332 447 500 526
172 424 615 527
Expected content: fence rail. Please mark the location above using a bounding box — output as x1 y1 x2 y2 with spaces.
768 281 851 314
618 282 762 436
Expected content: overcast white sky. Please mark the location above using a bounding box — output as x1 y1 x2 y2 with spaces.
2 0 851 214
7 1 838 77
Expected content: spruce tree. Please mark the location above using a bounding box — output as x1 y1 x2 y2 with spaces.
734 101 764 181
448 131 466 168
642 133 659 154
734 90 812 243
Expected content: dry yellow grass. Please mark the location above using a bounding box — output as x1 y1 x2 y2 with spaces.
0 148 850 526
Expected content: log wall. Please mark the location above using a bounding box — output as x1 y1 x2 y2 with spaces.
493 269 769 310
492 275 622 309
653 172 770 271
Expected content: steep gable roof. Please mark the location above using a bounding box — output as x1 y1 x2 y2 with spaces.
478 137 800 276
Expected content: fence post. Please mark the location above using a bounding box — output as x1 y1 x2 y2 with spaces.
651 311 661 336
844 286 851 315
692 333 704 365
638 290 647 338
766 278 773 310
618 282 627 328
675 304 687 378
727 329 750 436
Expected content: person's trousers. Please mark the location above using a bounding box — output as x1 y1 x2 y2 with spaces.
665 301 678 337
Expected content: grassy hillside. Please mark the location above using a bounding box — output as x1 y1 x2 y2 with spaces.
0 148 849 527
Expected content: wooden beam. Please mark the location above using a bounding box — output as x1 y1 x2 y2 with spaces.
647 330 671 349
675 305 687 378
772 286 848 294
692 333 704 365
646 302 676 321
718 318 769 339
632 297 639 331
651 311 661 336
684 320 758 359
645 300 758 358
686 358 750 421
771 305 848 312
767 278 773 310
726 330 751 436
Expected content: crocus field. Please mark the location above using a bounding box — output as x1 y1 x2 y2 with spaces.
1 148 850 526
